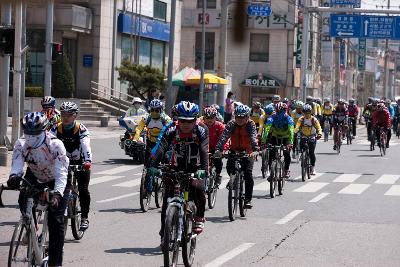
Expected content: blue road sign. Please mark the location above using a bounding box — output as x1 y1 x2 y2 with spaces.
330 14 400 39
330 0 361 8
247 4 272 17
330 14 362 37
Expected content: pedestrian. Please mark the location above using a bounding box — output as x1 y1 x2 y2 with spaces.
224 91 234 123
145 88 160 110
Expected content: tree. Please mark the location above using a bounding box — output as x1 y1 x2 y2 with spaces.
116 59 166 99
52 53 75 98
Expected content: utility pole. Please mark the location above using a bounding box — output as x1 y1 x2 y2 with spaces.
44 0 54 96
334 39 341 101
165 0 176 114
383 0 391 99
199 0 206 112
12 0 23 145
217 0 228 108
111 0 117 91
300 0 310 101
20 0 26 134
0 0 12 147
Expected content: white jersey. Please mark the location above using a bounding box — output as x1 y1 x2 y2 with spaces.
10 132 69 195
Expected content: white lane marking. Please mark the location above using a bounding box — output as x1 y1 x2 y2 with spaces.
112 178 141 188
293 182 329 193
308 193 330 203
96 192 140 203
89 175 125 185
384 185 400 196
203 243 255 267
95 165 142 175
309 172 326 181
338 184 371 194
253 181 269 191
333 174 361 183
275 210 304 225
374 175 400 185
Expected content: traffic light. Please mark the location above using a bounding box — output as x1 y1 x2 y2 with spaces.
52 42 63 61
0 29 15 55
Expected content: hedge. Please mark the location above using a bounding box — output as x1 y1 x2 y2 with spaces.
25 86 44 97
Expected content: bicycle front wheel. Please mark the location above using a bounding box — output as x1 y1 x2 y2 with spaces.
182 203 197 267
228 177 238 221
155 178 164 209
8 221 31 267
306 152 311 180
163 206 180 267
71 197 84 240
269 161 277 198
140 170 151 212
261 151 268 179
300 153 306 182
277 161 284 195
239 175 247 217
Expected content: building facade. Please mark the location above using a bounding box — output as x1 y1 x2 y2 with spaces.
180 0 296 106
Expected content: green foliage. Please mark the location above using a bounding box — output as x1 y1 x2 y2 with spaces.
116 59 166 99
52 53 75 98
25 86 44 97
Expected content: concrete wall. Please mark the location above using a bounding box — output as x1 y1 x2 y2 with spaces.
7 97 81 116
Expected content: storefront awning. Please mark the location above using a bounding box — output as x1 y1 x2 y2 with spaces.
171 67 200 86
241 74 282 88
186 73 228 85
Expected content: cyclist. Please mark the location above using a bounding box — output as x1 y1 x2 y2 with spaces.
261 102 294 178
149 101 208 244
215 104 259 208
201 106 225 186
290 101 304 159
259 104 275 137
348 98 359 137
133 99 172 166
393 99 400 134
125 97 147 117
210 104 224 122
272 95 281 105
7 112 69 267
55 101 92 231
294 104 322 175
41 96 61 131
250 101 266 132
385 99 395 130
373 102 391 148
305 96 320 117
314 97 323 121
332 99 349 150
363 97 375 141
321 98 334 135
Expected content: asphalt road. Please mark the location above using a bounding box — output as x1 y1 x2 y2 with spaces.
1 126 400 267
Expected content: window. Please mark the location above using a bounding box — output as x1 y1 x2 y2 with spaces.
151 41 164 71
154 0 167 21
197 0 217 9
195 32 215 70
139 39 151 66
124 0 133 12
249 33 269 62
121 36 134 60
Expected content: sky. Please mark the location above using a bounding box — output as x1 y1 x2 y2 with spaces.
362 0 400 9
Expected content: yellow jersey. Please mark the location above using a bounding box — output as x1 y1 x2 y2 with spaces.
134 114 171 143
294 116 322 137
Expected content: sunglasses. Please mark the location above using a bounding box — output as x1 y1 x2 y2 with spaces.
179 119 196 124
151 109 161 113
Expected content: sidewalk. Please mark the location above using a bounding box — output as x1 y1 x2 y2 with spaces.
0 152 12 183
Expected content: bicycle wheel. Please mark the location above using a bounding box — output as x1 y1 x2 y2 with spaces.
228 176 238 221
155 178 164 209
261 150 268 179
306 152 311 180
269 161 277 198
207 171 218 209
163 206 180 267
140 169 151 212
182 203 197 267
380 133 386 156
300 153 306 182
71 196 84 240
239 175 247 217
324 123 329 142
8 221 31 267
277 161 284 195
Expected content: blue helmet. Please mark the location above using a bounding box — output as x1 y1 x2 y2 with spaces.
149 99 163 110
264 104 275 115
21 112 48 135
234 104 251 117
177 101 199 120
41 96 56 109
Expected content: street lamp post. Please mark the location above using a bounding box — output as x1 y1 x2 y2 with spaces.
199 0 206 113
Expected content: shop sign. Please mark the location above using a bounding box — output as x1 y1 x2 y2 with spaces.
242 74 281 88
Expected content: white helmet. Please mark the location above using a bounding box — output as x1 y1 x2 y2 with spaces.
132 97 143 104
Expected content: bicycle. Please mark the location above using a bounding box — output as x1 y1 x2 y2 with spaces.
260 145 270 178
8 177 53 267
64 165 85 240
161 165 198 267
299 136 313 182
370 128 375 151
323 116 331 142
207 154 219 209
346 119 353 145
221 152 250 221
139 166 164 212
379 127 387 157
334 123 343 154
293 134 301 163
269 140 286 198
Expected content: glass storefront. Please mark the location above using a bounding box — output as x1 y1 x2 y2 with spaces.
139 39 151 66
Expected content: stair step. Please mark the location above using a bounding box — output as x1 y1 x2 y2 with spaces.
80 103 97 108
79 111 111 116
80 107 104 112
78 115 110 121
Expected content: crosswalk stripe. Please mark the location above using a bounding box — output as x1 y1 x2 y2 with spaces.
338 184 370 194
96 192 140 203
112 178 142 188
95 165 142 175
204 243 255 267
253 181 269 191
333 174 361 183
309 172 326 181
308 193 330 203
374 175 400 185
293 182 329 193
384 185 400 196
89 175 125 185
275 210 304 224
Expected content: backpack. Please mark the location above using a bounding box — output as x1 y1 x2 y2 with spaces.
146 113 167 126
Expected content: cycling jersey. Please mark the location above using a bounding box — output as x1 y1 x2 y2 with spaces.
322 103 334 116
134 113 171 143
43 108 61 131
372 108 391 129
258 114 272 136
262 113 294 144
216 120 259 154
202 120 224 151
55 121 92 164
250 109 265 125
10 131 69 195
125 106 147 117
294 116 322 137
306 102 320 116
290 110 303 126
333 106 348 124
348 105 359 117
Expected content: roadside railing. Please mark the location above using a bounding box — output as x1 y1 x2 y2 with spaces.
90 81 134 113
